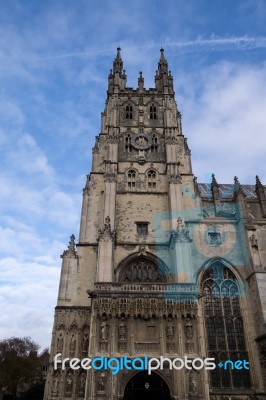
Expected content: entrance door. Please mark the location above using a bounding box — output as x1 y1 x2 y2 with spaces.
123 371 171 400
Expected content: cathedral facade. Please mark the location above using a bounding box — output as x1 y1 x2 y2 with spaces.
44 48 266 400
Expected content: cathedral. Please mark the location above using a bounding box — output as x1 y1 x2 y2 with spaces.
44 48 266 400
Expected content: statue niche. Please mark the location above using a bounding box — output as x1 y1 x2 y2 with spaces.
119 257 167 283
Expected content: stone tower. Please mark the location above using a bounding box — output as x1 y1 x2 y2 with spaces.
44 48 266 400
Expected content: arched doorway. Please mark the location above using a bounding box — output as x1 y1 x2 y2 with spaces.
123 371 171 400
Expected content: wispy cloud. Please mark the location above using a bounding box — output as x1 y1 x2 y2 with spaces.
2 36 266 64
166 35 266 51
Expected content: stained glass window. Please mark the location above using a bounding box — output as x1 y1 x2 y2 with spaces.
202 263 251 389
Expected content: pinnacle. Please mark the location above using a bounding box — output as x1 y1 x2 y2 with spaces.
115 47 122 60
211 174 218 186
256 175 262 188
160 48 165 58
234 176 245 196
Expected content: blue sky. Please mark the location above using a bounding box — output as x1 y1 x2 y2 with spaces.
0 0 266 349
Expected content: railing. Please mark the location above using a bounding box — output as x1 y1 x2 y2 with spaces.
94 282 198 293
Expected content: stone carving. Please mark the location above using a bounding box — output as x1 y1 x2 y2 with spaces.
104 171 117 182
95 297 197 319
189 371 197 393
56 314 65 330
166 318 175 341
250 234 258 248
69 318 78 331
119 318 127 340
185 318 194 339
131 132 152 150
120 258 166 283
165 135 177 144
52 375 59 397
138 243 147 255
98 216 116 242
69 335 76 357
62 234 77 257
177 216 184 229
168 163 182 183
170 220 192 247
65 373 73 395
78 373 86 395
107 132 119 144
250 234 261 267
82 332 89 353
208 232 221 246
97 375 105 392
100 316 109 341
184 317 194 353
57 334 64 352
68 234 76 253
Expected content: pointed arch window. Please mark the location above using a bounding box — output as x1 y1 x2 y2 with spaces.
125 104 133 119
150 105 157 120
202 263 251 389
127 169 136 189
119 257 167 283
125 133 133 152
147 169 157 189
150 133 158 152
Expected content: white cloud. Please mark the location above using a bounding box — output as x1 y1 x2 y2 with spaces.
0 257 60 348
178 61 266 183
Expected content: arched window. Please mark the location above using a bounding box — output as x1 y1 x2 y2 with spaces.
127 169 136 189
119 257 166 283
125 105 133 119
150 133 158 153
147 169 156 189
150 105 157 120
202 263 251 389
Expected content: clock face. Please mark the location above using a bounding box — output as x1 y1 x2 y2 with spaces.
131 132 152 150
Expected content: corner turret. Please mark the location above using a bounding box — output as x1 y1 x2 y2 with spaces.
108 47 127 94
155 48 174 94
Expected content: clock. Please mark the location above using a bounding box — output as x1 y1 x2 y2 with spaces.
131 132 152 150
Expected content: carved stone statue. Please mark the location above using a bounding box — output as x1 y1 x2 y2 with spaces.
100 317 109 341
57 335 63 352
177 217 184 229
250 234 261 267
119 318 127 340
189 371 197 393
250 234 258 248
52 376 59 397
69 335 76 356
65 373 73 394
82 332 89 352
104 216 111 231
78 373 86 395
166 318 174 340
185 319 193 339
97 376 105 392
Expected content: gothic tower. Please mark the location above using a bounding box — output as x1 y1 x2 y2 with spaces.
44 48 266 400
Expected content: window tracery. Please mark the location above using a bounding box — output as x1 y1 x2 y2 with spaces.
147 169 157 189
125 104 133 119
127 169 136 189
125 133 133 152
150 105 157 119
202 263 251 389
119 257 166 283
150 133 158 152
